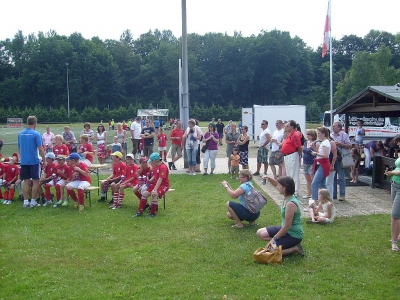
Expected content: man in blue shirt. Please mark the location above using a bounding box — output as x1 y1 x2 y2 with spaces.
18 116 46 208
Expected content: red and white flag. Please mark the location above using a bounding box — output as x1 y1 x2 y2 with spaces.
322 0 331 58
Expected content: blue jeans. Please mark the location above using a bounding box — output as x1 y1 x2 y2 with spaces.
312 165 327 200
186 147 197 167
333 160 346 198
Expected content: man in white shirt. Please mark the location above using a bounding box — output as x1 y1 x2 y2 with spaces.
130 116 142 161
269 120 285 179
253 120 271 176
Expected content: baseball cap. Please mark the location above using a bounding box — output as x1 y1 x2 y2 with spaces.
111 151 123 158
148 152 161 163
139 157 148 163
68 153 80 160
126 154 134 159
57 155 66 160
45 152 55 159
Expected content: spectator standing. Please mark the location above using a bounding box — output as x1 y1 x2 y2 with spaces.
236 125 250 170
130 116 142 162
42 126 55 153
216 119 225 146
269 120 285 179
302 129 317 199
281 120 302 196
332 121 352 201
183 119 201 175
169 120 184 170
253 120 271 176
18 116 46 208
225 123 240 174
96 124 107 165
325 128 338 198
115 122 127 159
194 120 203 173
355 120 365 154
63 126 77 153
202 123 219 175
157 127 168 162
141 119 156 158
81 122 94 144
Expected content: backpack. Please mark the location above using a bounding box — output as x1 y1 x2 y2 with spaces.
243 183 268 214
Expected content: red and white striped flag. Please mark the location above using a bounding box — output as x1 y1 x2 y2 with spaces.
322 0 331 58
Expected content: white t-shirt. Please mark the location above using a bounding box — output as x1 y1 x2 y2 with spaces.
271 128 284 152
185 126 201 149
259 128 271 148
131 121 142 139
318 139 331 156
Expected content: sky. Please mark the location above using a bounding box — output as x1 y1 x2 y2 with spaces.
1 0 398 50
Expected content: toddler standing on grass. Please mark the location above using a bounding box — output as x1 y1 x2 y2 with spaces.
157 127 168 162
350 147 360 183
230 148 240 179
306 188 336 224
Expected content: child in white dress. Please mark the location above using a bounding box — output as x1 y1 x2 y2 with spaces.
307 188 336 224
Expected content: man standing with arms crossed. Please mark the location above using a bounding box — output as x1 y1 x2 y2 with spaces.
269 120 285 179
130 116 142 162
332 121 352 201
253 120 271 176
18 116 46 208
281 120 303 196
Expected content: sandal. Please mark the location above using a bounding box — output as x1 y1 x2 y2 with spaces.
392 241 399 252
231 224 244 228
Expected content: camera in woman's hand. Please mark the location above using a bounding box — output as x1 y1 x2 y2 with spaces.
189 129 194 134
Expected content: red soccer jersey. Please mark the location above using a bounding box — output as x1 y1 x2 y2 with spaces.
137 165 153 180
79 143 94 163
44 162 58 178
157 133 168 147
74 162 92 183
56 164 70 180
125 163 139 185
5 164 20 182
112 161 127 178
53 144 70 157
153 163 169 188
0 163 6 177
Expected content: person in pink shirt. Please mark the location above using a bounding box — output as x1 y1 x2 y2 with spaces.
42 126 55 153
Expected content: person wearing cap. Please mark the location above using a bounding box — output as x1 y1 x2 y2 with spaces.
38 152 58 206
1 156 20 204
133 153 169 218
42 126 55 153
65 153 92 212
52 155 71 207
133 156 153 201
109 154 139 209
53 135 70 158
18 116 46 208
98 151 127 204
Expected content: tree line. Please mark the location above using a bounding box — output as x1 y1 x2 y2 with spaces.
0 28 399 123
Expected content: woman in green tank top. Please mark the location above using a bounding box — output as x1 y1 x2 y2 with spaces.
257 176 305 256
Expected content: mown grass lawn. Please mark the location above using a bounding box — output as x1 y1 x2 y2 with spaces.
1 173 399 299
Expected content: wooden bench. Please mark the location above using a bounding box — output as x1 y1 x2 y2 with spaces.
163 188 175 210
84 186 100 207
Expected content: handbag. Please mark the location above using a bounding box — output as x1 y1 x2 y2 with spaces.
243 183 267 214
253 246 282 264
201 135 212 153
340 147 353 168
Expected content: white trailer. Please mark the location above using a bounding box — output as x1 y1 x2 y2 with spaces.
242 105 306 141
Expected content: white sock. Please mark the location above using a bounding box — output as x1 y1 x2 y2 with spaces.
31 199 37 204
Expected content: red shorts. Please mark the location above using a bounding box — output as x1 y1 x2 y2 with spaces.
147 185 169 198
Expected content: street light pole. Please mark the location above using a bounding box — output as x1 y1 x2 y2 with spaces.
65 62 70 118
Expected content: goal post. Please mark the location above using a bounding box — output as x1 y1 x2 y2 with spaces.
7 118 23 128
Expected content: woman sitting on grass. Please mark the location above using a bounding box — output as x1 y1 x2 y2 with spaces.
306 188 336 224
257 176 304 256
221 170 260 228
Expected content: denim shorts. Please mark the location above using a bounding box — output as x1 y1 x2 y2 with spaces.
303 163 314 175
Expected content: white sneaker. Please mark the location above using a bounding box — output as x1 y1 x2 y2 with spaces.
302 195 311 199
30 202 40 208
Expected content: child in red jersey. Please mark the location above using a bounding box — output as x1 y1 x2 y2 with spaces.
78 134 94 165
157 127 168 162
133 153 169 218
52 155 71 207
109 154 139 209
98 151 127 204
39 152 58 206
53 135 70 158
65 153 92 212
2 157 20 204
133 156 153 201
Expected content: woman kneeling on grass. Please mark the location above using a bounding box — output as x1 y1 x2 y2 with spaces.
257 176 305 256
221 170 260 228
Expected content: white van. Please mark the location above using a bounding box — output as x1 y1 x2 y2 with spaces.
324 111 400 140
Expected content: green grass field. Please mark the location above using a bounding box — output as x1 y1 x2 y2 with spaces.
1 122 399 299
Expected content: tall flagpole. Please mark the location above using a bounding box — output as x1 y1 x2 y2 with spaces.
328 0 333 128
